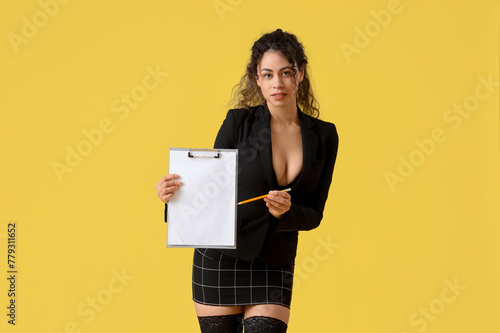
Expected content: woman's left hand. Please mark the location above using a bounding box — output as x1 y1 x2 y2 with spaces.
264 190 291 219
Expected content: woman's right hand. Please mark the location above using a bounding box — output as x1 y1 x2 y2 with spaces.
156 174 183 203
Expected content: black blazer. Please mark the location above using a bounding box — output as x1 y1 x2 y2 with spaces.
165 104 339 266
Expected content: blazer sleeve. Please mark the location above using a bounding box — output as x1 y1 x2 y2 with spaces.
164 110 236 223
273 123 339 232
213 109 236 149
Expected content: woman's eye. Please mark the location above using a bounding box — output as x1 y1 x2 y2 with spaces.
264 73 271 78
282 71 290 76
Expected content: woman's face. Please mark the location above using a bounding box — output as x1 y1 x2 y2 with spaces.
256 50 304 110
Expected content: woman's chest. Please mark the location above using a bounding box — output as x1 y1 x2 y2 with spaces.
271 125 303 186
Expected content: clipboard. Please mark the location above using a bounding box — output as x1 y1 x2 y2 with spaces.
167 148 238 248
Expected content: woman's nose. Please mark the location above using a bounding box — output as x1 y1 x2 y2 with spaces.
272 76 284 88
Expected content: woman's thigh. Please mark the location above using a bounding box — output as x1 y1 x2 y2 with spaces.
194 302 244 316
243 304 290 325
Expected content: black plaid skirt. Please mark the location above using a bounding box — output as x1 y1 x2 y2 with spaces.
192 248 295 308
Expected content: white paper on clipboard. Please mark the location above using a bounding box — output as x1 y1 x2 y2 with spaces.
167 148 238 248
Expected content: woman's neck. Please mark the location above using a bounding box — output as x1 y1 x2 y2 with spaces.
267 102 299 126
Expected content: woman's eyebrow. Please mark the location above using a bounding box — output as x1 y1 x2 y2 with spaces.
260 66 293 72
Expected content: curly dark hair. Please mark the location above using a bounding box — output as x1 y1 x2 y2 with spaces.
229 29 320 118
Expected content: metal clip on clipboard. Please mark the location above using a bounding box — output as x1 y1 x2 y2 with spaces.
188 149 220 159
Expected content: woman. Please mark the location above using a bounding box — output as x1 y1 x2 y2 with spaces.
156 29 339 332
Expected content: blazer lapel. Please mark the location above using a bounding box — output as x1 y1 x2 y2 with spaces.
295 107 318 190
252 105 277 188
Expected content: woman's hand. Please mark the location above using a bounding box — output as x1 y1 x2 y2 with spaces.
263 190 291 219
156 174 183 203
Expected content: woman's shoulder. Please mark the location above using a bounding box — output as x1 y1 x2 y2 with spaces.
300 110 338 134
227 105 260 116
299 111 339 155
223 105 265 125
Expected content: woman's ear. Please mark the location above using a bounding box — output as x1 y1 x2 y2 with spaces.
298 65 305 83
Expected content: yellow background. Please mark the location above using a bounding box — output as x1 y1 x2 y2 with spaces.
1 0 499 332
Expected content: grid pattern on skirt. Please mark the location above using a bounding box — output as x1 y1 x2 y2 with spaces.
192 248 295 308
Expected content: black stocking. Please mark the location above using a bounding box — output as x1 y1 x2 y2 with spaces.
197 313 243 333
244 316 288 333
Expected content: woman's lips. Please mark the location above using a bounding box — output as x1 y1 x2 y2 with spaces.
271 93 287 100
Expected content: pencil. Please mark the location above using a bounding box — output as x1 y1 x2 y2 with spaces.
237 188 291 205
